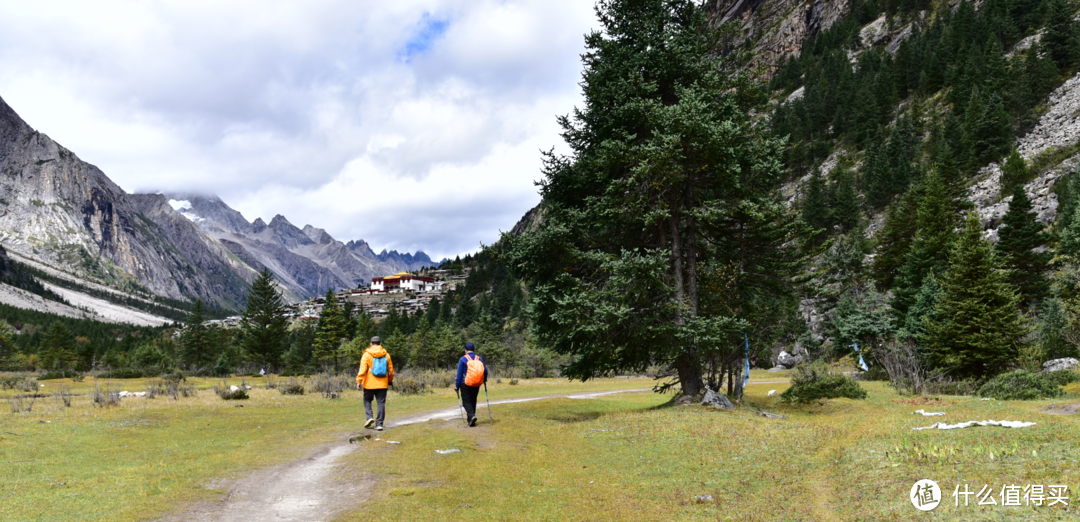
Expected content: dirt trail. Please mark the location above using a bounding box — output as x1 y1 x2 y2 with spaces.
159 388 650 522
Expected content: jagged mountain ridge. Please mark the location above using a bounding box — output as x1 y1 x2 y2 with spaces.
164 193 438 300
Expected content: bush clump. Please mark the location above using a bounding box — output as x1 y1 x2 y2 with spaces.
393 372 428 395
781 361 868 404
310 372 349 398
279 379 305 395
214 380 249 400
977 371 1066 400
1043 369 1080 387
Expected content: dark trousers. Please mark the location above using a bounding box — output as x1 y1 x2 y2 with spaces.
363 388 387 426
460 385 480 421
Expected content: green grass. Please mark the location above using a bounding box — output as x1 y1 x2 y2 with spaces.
4 372 1079 521
0 374 656 521
341 379 1080 521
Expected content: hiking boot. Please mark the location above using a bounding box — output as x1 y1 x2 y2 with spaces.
469 417 477 427
375 425 384 431
364 418 375 429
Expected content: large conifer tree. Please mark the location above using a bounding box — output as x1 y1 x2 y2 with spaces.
312 290 350 371
505 0 797 396
996 185 1051 306
182 299 214 371
924 212 1027 378
891 171 958 320
241 268 289 369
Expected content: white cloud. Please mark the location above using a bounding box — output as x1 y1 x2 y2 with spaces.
0 0 597 259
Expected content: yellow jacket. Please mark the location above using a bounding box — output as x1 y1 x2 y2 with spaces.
356 345 394 389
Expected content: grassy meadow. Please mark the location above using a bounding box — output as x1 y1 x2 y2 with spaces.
0 373 652 521
1 371 1079 521
342 375 1080 522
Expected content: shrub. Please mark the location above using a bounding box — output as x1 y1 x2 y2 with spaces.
509 378 519 386
310 372 348 399
145 380 166 399
165 374 196 400
7 395 36 413
214 380 249 400
39 370 76 380
781 362 868 404
97 369 143 379
0 375 27 390
92 383 120 407
53 385 73 407
279 379 305 395
393 372 428 395
1043 369 1080 387
977 371 1066 400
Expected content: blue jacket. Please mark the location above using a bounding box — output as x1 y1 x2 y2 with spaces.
455 352 488 388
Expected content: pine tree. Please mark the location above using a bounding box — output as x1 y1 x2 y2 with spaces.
1043 0 1079 70
872 182 922 289
830 166 860 233
999 148 1030 197
182 299 214 370
1058 201 1080 256
425 297 441 325
996 185 1051 306
0 320 14 368
40 321 77 372
312 290 350 371
863 131 892 207
892 171 958 320
899 276 942 342
925 212 1027 378
801 166 831 239
240 268 289 369
886 115 916 196
355 309 376 341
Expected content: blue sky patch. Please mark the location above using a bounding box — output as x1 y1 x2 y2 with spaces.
400 13 449 62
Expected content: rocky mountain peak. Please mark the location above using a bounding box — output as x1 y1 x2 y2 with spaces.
301 225 336 245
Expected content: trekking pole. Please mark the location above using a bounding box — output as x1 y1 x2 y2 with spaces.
483 381 494 425
455 388 468 428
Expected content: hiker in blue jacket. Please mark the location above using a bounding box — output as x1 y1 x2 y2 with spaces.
454 343 488 427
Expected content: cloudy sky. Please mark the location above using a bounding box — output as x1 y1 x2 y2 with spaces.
0 1 599 260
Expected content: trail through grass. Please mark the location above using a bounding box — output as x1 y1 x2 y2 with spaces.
0 373 654 521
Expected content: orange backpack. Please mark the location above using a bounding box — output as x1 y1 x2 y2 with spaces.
464 353 485 387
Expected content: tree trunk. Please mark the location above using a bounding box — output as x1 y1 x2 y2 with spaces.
675 352 703 396
669 211 705 396
685 187 699 316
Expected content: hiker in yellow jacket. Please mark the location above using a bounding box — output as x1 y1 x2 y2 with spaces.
356 336 394 431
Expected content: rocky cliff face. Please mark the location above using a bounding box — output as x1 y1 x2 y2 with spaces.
0 95 248 308
707 0 849 74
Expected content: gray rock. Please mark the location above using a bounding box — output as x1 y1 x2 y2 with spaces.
701 387 735 410
1043 358 1079 373
776 351 805 368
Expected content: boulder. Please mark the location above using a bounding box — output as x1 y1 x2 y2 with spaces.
1043 358 1079 373
701 387 735 410
776 351 804 369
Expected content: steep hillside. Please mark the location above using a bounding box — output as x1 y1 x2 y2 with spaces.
0 95 249 309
